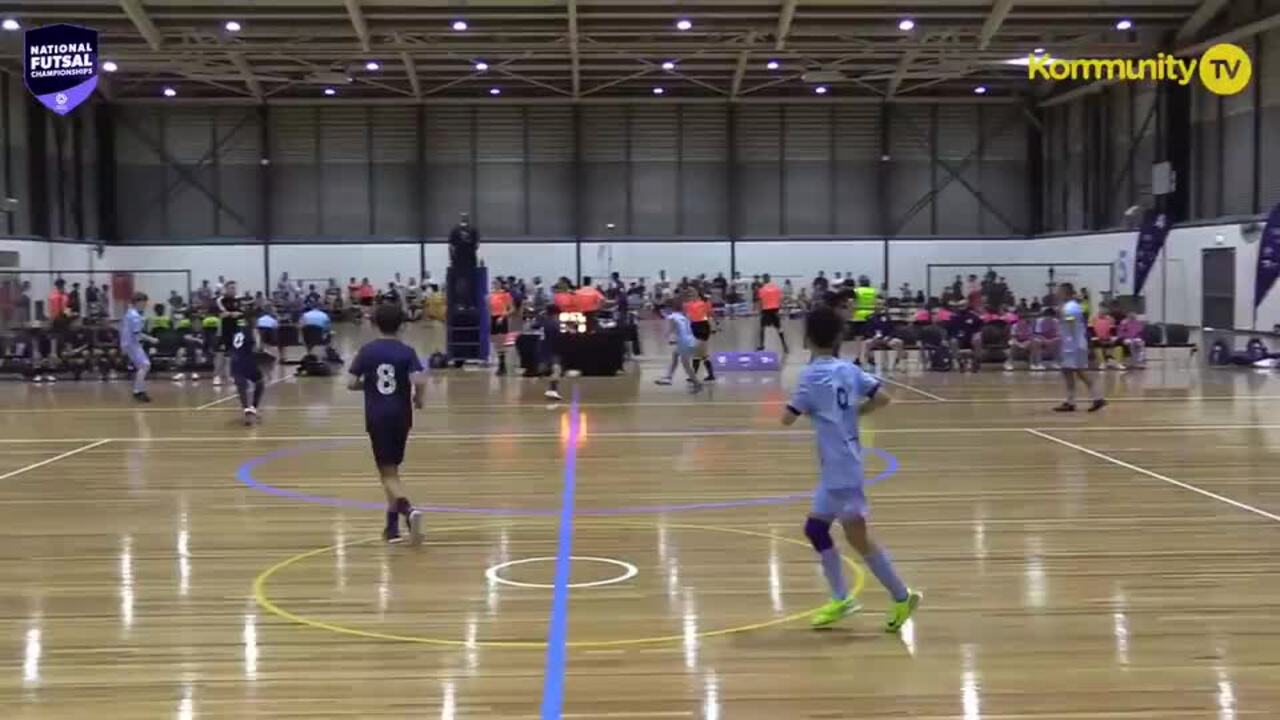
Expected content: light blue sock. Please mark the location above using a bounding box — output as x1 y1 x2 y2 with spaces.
818 548 848 600
865 548 908 602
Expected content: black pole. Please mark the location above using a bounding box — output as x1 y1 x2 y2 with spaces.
1026 103 1044 236
573 105 583 284
727 103 738 277
1 71 12 235
26 97 50 238
258 105 271 293
95 101 117 242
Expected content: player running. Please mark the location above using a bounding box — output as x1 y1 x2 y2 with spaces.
348 303 427 545
783 304 921 631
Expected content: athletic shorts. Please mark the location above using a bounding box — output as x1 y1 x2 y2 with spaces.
221 327 238 352
811 485 869 519
845 321 867 340
232 364 263 383
1060 348 1088 370
691 320 711 341
760 309 781 328
360 297 374 307
369 422 411 467
491 317 509 336
125 345 150 369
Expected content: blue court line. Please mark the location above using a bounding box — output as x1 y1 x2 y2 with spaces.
540 387 580 720
234 443 899 516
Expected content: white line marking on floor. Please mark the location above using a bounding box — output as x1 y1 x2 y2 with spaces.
0 423 1279 444
1023 428 1280 524
196 375 293 410
874 376 949 401
0 439 111 481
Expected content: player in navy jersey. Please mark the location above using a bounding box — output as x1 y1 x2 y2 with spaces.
348 303 426 545
784 304 921 630
229 316 266 425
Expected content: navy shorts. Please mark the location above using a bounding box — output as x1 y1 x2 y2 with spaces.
369 422 411 467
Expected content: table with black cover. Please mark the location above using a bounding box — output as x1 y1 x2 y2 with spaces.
517 328 626 376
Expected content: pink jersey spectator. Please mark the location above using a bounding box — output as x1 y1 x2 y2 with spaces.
980 311 999 323
1118 317 1145 340
1092 315 1116 340
913 309 931 323
1034 317 1060 339
1012 319 1034 342
934 308 953 323
1002 311 1019 325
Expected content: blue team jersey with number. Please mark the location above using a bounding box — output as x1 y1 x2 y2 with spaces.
349 338 424 430
787 356 880 488
229 327 259 377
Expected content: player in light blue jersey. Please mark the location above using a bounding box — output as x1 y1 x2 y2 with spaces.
655 297 702 392
1054 282 1106 413
121 292 157 403
784 304 921 630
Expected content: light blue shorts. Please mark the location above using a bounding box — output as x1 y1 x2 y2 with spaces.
811 485 868 519
1060 348 1087 370
125 345 150 368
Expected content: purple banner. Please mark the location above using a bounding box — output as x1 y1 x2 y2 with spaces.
1132 209 1170 297
1253 203 1280 309
24 24 98 115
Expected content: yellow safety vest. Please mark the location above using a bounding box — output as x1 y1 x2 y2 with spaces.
853 286 877 321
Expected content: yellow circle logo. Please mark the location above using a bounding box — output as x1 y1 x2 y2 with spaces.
1199 43 1252 95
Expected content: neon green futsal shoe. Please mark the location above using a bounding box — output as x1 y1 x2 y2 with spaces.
811 597 861 628
885 590 922 632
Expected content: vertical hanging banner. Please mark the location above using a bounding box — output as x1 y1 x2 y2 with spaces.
1253 203 1280 311
24 24 99 116
1132 209 1170 296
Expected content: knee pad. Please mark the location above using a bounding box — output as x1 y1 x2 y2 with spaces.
804 516 834 553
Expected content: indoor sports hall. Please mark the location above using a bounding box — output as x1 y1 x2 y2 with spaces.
2 1 1280 718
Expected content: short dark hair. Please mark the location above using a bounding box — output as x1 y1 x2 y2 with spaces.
1059 282 1076 296
373 302 405 334
806 304 843 349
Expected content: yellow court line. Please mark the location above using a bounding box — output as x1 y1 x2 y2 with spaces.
252 519 866 649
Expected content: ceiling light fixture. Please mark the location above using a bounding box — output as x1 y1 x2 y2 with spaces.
324 87 336 96
974 85 988 95
1 19 20 31
1115 19 1133 31
676 19 693 31
452 20 468 31
766 60 780 70
365 60 380 71
224 20 241 32
489 87 501 96
163 87 177 97
814 85 828 95
475 61 489 71
653 87 665 95
102 60 119 73
662 60 676 71
898 18 916 32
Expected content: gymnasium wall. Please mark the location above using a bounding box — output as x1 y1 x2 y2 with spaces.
108 102 1031 244
1042 14 1280 232
8 218 1278 331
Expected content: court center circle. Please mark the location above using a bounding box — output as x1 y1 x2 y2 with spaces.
485 555 639 589
254 520 867 648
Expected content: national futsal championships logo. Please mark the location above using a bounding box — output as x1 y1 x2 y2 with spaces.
1027 43 1252 96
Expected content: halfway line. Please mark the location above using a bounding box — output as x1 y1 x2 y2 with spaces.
1024 428 1280 524
541 387 581 720
0 439 111 481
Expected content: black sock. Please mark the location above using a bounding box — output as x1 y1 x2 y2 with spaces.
692 358 702 373
384 510 400 535
252 380 264 407
395 497 413 524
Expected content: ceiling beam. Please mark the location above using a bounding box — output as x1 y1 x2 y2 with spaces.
344 0 372 52
1176 0 1232 42
978 0 1015 51
731 37 755 98
118 0 162 51
228 52 263 102
401 51 422 99
1043 9 1280 107
888 48 920 96
774 0 799 51
568 0 581 98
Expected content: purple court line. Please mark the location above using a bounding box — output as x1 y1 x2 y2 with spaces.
235 440 899 516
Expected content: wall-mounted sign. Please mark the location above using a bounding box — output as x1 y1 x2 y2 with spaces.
24 24 98 115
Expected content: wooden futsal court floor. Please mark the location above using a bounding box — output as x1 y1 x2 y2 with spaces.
2 319 1279 719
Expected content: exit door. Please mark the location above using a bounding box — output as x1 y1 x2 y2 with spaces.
1201 247 1235 329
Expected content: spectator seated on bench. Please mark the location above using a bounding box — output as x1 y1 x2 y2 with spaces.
1118 312 1147 368
947 304 985 372
1033 308 1061 369
1005 314 1042 370
171 313 212 381
58 316 100 381
917 323 946 369
1090 306 1124 369
862 305 905 372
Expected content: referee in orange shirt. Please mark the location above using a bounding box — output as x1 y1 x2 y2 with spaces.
756 273 789 353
